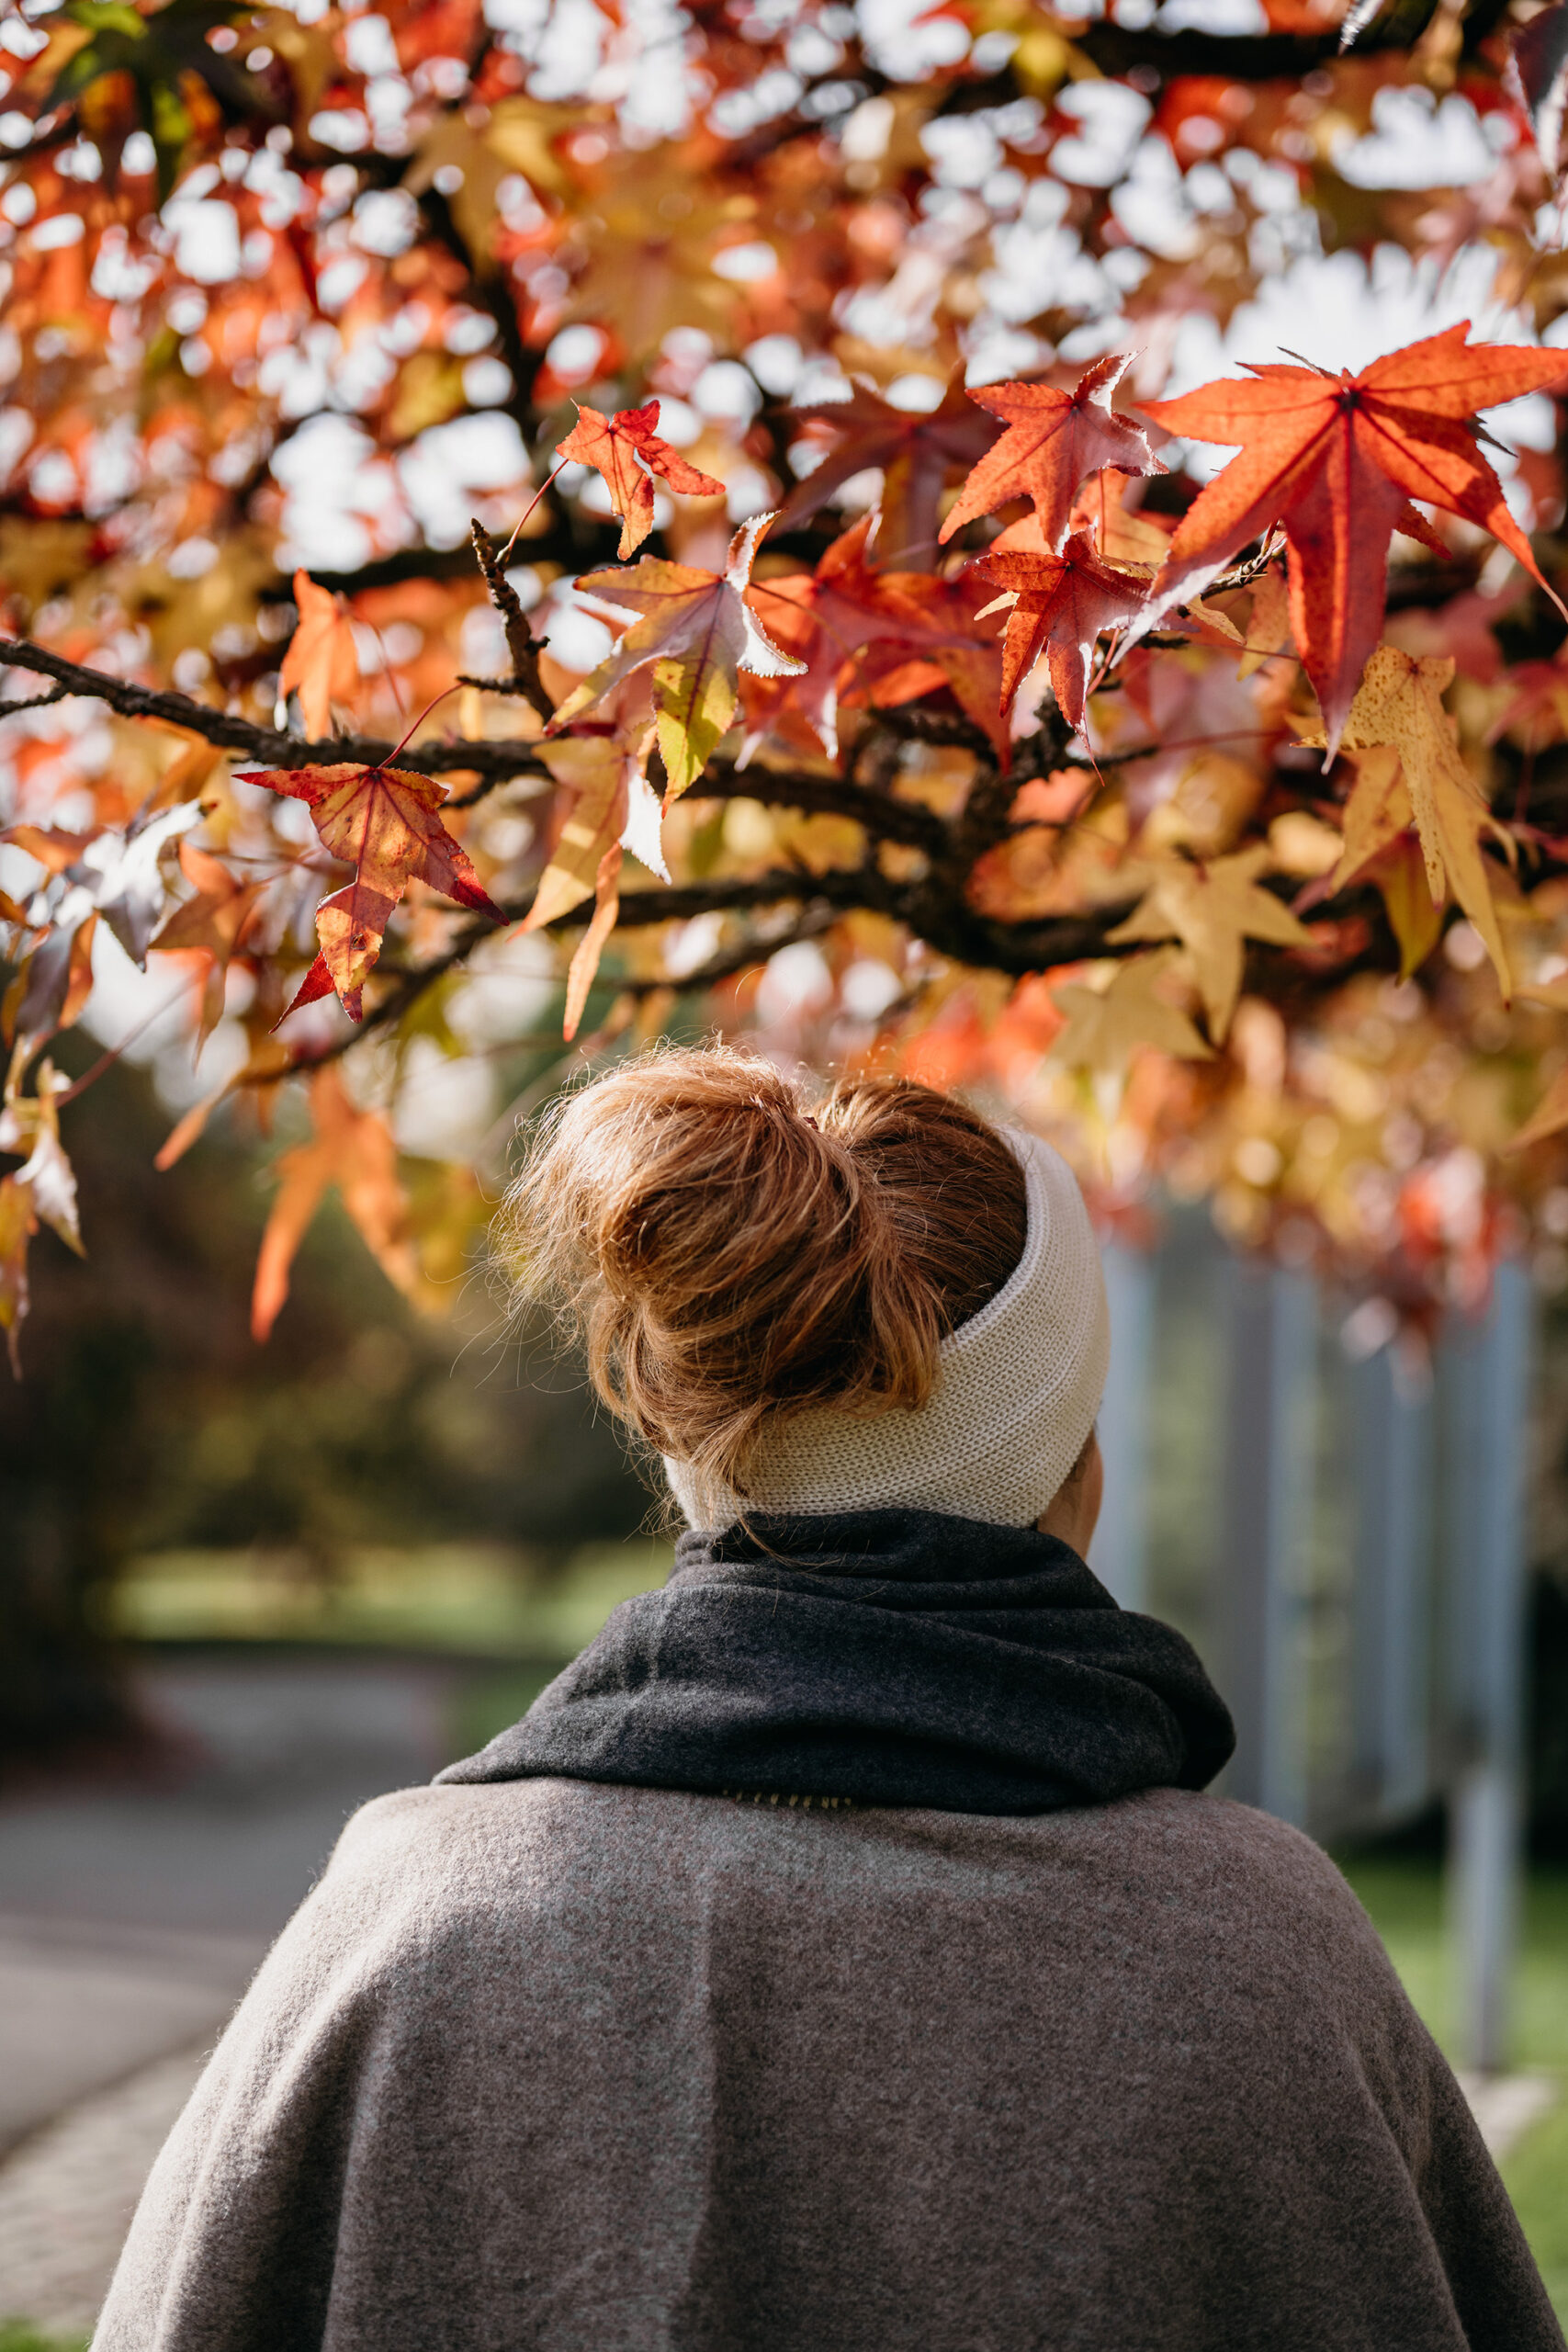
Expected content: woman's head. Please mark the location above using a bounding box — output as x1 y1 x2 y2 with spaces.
503 1045 1109 1534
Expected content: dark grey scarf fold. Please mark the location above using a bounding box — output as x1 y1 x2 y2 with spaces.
438 1510 1235 1813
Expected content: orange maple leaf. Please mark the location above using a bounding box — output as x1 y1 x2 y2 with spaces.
1137 325 1568 753
147 840 266 1046
973 534 1151 730
940 356 1164 553
557 399 724 558
278 571 361 741
238 763 506 1020
251 1066 418 1342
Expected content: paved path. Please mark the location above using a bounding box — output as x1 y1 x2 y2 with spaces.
0 1651 454 2144
0 1650 455 2336
0 2048 207 2339
0 1916 254 2153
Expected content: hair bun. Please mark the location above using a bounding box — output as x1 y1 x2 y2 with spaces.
502 1046 1027 1509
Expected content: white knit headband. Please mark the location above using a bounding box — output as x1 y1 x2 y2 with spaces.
664 1129 1111 1532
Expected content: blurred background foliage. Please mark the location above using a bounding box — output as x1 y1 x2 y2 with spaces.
0 1044 649 1762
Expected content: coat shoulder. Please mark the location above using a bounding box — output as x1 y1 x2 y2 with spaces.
1086 1786 1395 1964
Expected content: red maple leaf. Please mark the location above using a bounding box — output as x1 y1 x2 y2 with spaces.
973 533 1151 730
556 399 725 558
1137 324 1568 752
939 356 1164 553
741 516 1009 760
742 515 942 754
239 762 505 1021
769 377 999 565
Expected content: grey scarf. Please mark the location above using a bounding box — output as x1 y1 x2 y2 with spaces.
438 1509 1235 1813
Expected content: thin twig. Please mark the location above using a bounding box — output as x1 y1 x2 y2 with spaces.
0 683 72 716
468 522 555 726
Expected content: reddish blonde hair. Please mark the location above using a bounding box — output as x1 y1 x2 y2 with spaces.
502 1047 1028 1499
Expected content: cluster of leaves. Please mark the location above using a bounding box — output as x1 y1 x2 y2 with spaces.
9 0 1568 1358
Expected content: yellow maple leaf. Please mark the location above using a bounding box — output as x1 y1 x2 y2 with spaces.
528 724 659 931
560 159 750 356
404 99 573 267
1508 1061 1568 1153
1050 950 1213 1076
1107 845 1314 1042
1326 745 1442 979
1307 644 1511 994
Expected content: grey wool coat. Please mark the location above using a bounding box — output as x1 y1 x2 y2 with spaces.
96 1777 1562 2352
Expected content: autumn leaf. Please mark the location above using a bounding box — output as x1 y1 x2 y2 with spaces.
562 843 623 1043
528 725 660 931
406 94 574 264
252 1066 419 1342
555 153 749 359
557 401 724 559
739 514 1011 759
237 763 506 1021
1490 637 1568 750
0 1060 82 1258
279 571 361 741
0 1058 82 1372
1377 835 1448 979
148 839 266 1046
155 1035 294 1172
940 357 1164 553
0 1174 30 1377
851 563 1012 761
1107 845 1314 1041
1066 470 1174 568
1051 950 1213 1075
554 514 805 799
740 514 945 757
972 532 1150 729
770 377 1000 566
1236 569 1292 680
1314 743 1443 975
72 798 205 966
1306 645 1511 991
1508 1059 1568 1151
1137 326 1568 752
1509 0 1568 179
0 824 95 876
523 713 669 1034
2 915 97 1059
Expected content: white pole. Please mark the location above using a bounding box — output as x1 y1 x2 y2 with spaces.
1220 1263 1315 1826
1090 1242 1156 1611
1349 1344 1433 1824
1442 1261 1533 2076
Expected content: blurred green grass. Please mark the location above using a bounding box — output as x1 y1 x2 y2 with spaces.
1342 1857 1568 2322
105 1539 673 1661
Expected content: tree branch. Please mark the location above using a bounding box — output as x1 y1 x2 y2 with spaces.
1076 0 1441 78
0 635 978 854
0 638 553 786
698 758 949 855
468 520 555 726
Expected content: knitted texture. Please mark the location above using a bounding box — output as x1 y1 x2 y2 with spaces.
665 1130 1110 1531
